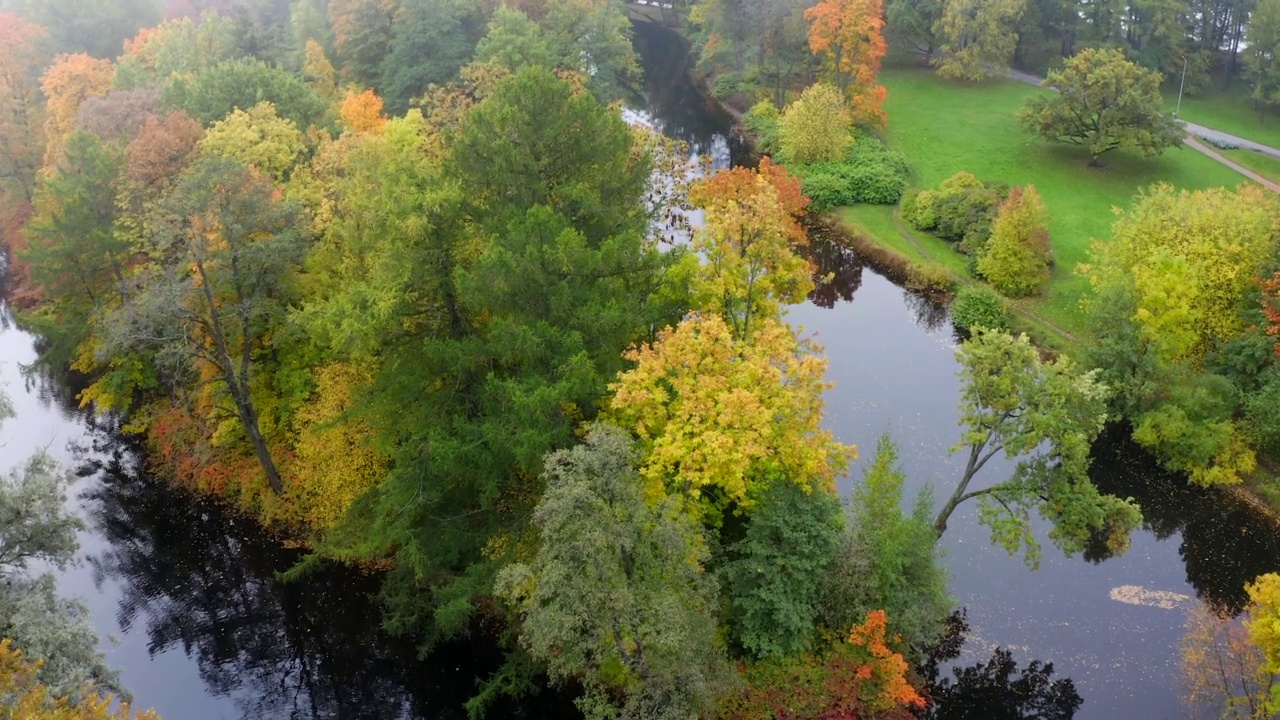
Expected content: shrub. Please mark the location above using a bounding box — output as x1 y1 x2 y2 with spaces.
1198 134 1241 151
950 285 1010 332
743 100 781 156
778 83 852 165
905 263 956 295
902 188 939 230
977 185 1052 297
933 185 1002 246
798 160 907 209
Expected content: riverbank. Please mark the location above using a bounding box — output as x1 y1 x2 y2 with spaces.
681 34 1280 530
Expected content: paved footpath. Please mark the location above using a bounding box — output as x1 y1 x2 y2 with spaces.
1004 67 1280 189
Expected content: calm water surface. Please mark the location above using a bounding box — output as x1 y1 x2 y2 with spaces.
0 20 1274 720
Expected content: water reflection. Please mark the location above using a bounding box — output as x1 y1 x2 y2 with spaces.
800 226 864 309
919 613 1083 720
1087 425 1280 615
78 422 573 720
630 20 748 166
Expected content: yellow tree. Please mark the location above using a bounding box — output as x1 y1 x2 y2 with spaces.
976 184 1052 297
39 54 114 169
1245 573 1280 715
686 157 814 340
277 363 388 530
198 102 306 181
804 0 889 127
777 83 853 164
301 39 338 101
40 54 113 167
1179 604 1273 719
339 89 388 133
0 639 160 720
0 13 47 205
609 313 854 521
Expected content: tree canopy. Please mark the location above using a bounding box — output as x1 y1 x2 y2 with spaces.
1018 47 1183 165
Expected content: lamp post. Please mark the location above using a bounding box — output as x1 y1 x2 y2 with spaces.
1176 53 1188 117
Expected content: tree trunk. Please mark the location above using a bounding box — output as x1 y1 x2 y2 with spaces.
193 256 285 495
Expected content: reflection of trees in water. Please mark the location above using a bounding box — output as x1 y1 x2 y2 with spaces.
79 428 575 719
918 612 1083 720
1085 425 1280 615
629 21 747 167
800 225 863 309
902 290 950 333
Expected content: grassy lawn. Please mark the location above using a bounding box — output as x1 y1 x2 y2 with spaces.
1221 147 1280 184
1164 82 1280 150
839 65 1248 339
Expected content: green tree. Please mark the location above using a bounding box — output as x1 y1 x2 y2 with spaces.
5 0 158 58
1084 184 1277 486
0 401 123 701
162 57 327 129
777 82 852 164
21 131 129 375
1017 47 1183 166
933 0 1027 80
306 69 678 661
379 0 481 115
101 157 305 496
935 329 1140 567
719 480 844 660
327 0 397 88
198 102 305 181
115 12 245 89
1249 0 1280 113
496 424 735 720
976 185 1052 297
820 435 953 654
472 7 558 73
542 0 641 101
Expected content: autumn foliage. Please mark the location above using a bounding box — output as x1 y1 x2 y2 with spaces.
0 639 161 720
804 0 889 128
719 610 924 719
609 314 851 517
340 89 388 133
39 54 115 168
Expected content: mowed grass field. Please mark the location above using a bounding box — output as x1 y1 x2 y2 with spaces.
838 65 1250 340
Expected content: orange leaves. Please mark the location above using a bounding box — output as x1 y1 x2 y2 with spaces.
847 610 927 712
340 89 388 133
40 54 115 168
803 0 889 128
609 314 851 518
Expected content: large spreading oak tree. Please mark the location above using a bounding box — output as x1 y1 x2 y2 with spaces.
1017 47 1183 166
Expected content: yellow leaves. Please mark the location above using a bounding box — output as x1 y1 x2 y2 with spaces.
1092 183 1279 366
609 314 854 520
340 89 388 134
777 83 852 164
279 363 388 531
0 639 161 720
302 40 338 101
199 102 305 181
39 54 114 168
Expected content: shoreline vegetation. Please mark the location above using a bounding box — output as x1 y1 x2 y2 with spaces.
693 43 1280 527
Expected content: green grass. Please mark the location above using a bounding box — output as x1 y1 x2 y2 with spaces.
1164 82 1280 150
1221 147 1280 184
838 66 1246 340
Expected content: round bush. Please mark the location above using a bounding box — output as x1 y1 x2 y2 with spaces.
950 285 1011 332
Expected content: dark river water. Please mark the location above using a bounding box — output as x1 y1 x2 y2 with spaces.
0 19 1274 720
